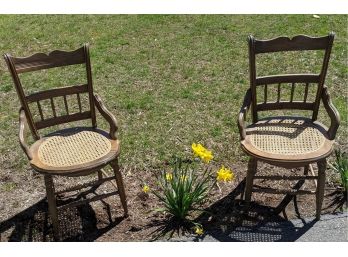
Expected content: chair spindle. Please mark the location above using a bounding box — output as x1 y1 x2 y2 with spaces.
37 101 44 121
50 97 57 118
63 95 69 115
290 83 295 102
77 93 82 113
304 83 309 103
277 83 281 102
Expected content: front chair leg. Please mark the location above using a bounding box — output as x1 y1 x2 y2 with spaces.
316 159 327 221
44 174 59 240
244 157 257 204
111 159 128 217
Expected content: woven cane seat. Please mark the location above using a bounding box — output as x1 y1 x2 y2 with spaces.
30 127 120 174
241 117 333 163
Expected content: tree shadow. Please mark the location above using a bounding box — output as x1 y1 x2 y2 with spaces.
0 197 125 241
191 179 317 242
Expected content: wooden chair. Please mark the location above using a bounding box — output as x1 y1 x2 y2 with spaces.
238 33 340 220
4 44 128 239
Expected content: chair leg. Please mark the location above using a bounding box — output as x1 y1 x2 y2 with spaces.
97 170 103 180
44 175 59 240
244 157 257 204
304 164 309 176
111 159 128 217
316 159 327 221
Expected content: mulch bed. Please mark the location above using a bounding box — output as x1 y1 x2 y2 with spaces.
0 161 346 242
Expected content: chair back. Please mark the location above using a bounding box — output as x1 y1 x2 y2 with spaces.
4 44 97 140
248 33 334 123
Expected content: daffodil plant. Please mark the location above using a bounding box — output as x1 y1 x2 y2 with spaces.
150 143 235 234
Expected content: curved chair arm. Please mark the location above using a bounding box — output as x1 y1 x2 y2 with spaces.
19 108 33 160
321 86 340 140
237 89 252 140
93 94 118 140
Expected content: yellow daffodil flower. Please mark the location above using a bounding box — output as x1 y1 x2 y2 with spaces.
216 166 234 182
165 173 173 181
191 143 213 163
143 185 150 193
194 226 204 235
180 175 188 182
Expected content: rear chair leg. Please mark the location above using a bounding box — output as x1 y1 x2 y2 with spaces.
111 159 128 217
44 175 59 240
244 157 257 204
316 159 327 221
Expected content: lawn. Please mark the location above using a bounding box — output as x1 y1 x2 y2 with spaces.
0 15 347 241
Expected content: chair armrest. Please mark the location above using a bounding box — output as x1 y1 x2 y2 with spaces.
321 86 340 140
237 89 252 140
19 108 33 160
93 94 118 140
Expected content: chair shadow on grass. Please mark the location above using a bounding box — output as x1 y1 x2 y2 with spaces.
148 179 317 242
0 197 125 241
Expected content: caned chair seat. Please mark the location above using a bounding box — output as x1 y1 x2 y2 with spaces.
29 127 120 175
241 117 333 164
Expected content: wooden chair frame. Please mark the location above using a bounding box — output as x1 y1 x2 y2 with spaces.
238 33 340 220
4 44 128 240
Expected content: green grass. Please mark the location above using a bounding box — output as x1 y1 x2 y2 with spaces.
0 15 347 173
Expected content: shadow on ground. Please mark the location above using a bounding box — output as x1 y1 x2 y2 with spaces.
0 198 125 241
189 179 317 242
1 178 336 242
